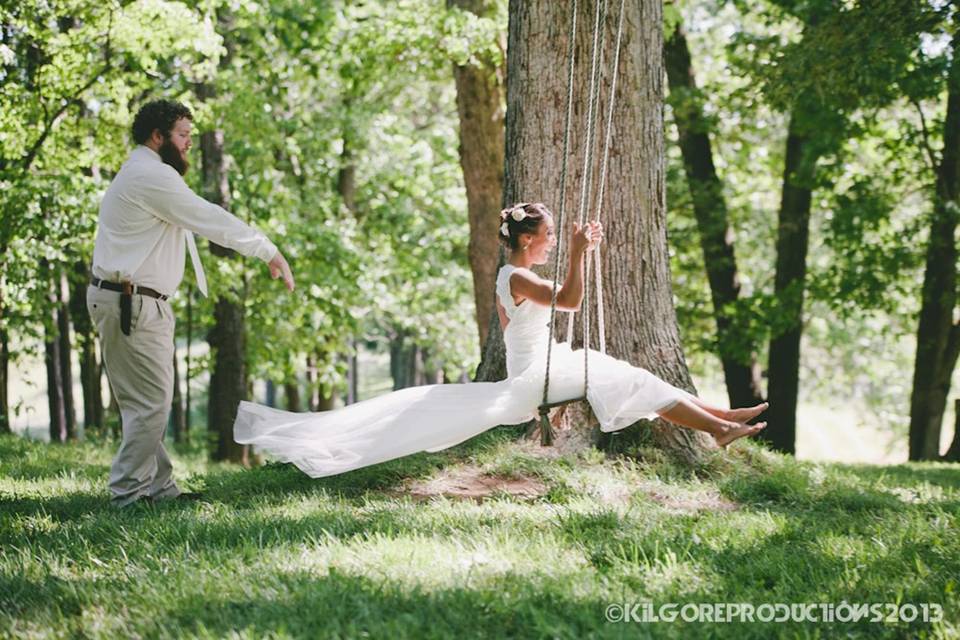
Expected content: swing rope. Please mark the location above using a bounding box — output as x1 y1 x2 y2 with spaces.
537 0 627 446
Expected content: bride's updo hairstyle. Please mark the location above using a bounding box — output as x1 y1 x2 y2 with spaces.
498 202 552 250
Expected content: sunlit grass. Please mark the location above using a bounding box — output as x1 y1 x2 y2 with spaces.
1 432 958 638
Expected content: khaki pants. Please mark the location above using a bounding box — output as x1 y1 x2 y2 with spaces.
87 285 180 507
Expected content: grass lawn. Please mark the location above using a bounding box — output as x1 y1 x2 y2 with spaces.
1 430 958 639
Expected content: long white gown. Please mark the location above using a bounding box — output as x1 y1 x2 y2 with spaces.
234 264 691 477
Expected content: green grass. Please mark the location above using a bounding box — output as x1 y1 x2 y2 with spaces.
1 431 958 639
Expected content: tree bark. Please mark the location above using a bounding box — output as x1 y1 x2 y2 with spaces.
448 0 506 352
284 381 302 412
56 269 76 440
390 331 421 390
943 399 960 462
910 34 960 461
42 263 67 443
0 308 7 433
171 352 186 444
70 261 103 434
479 0 709 461
664 22 764 410
0 280 9 435
764 112 819 455
199 78 249 464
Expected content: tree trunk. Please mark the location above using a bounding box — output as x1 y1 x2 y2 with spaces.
207 292 247 463
448 0 506 352
764 113 819 455
284 381 301 412
481 0 709 461
199 78 248 464
664 22 764 410
171 352 186 444
71 261 103 434
56 269 76 440
265 380 277 408
390 331 421 390
910 38 960 461
346 340 358 404
0 325 8 435
185 287 192 436
0 280 9 435
943 399 960 462
43 263 67 443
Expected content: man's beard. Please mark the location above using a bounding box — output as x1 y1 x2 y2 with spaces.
158 137 189 176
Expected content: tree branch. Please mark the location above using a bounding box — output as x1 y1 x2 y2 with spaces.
911 96 940 174
18 7 115 177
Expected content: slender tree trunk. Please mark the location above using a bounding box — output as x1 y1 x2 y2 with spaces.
664 22 764 410
171 352 186 444
764 113 819 455
448 0 506 352
56 269 76 439
390 331 421 390
185 287 192 437
910 36 960 461
198 77 248 464
480 0 708 461
0 279 9 435
284 381 301 412
305 352 335 410
43 263 67 443
346 340 359 404
71 261 103 434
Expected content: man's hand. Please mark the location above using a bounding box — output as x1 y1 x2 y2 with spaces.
268 250 295 291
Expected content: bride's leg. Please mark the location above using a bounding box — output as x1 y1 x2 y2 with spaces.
657 398 766 448
685 395 769 423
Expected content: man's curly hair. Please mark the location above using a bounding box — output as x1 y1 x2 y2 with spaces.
131 99 193 144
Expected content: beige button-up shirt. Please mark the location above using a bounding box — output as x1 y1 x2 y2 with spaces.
92 145 278 296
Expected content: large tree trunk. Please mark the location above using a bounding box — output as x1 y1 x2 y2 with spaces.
664 22 764 410
764 112 820 454
448 0 506 352
199 78 249 464
910 36 960 461
478 0 709 461
207 291 247 462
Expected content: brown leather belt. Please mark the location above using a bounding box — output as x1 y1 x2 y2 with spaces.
91 278 169 336
91 278 169 300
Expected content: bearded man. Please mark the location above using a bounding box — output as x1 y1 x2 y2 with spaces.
88 99 295 507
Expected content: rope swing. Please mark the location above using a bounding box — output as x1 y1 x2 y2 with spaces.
537 0 627 446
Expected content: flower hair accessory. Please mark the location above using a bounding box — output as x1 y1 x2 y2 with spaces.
500 222 510 237
510 206 528 222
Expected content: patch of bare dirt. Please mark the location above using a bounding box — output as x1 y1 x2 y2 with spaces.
398 465 548 501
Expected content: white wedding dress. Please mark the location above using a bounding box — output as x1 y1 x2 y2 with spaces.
234 264 691 477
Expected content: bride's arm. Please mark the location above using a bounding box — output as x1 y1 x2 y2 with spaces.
510 222 602 311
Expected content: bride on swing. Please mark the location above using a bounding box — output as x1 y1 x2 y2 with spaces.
234 202 767 478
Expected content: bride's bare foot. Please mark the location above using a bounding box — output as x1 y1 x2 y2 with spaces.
725 402 769 423
714 421 767 448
